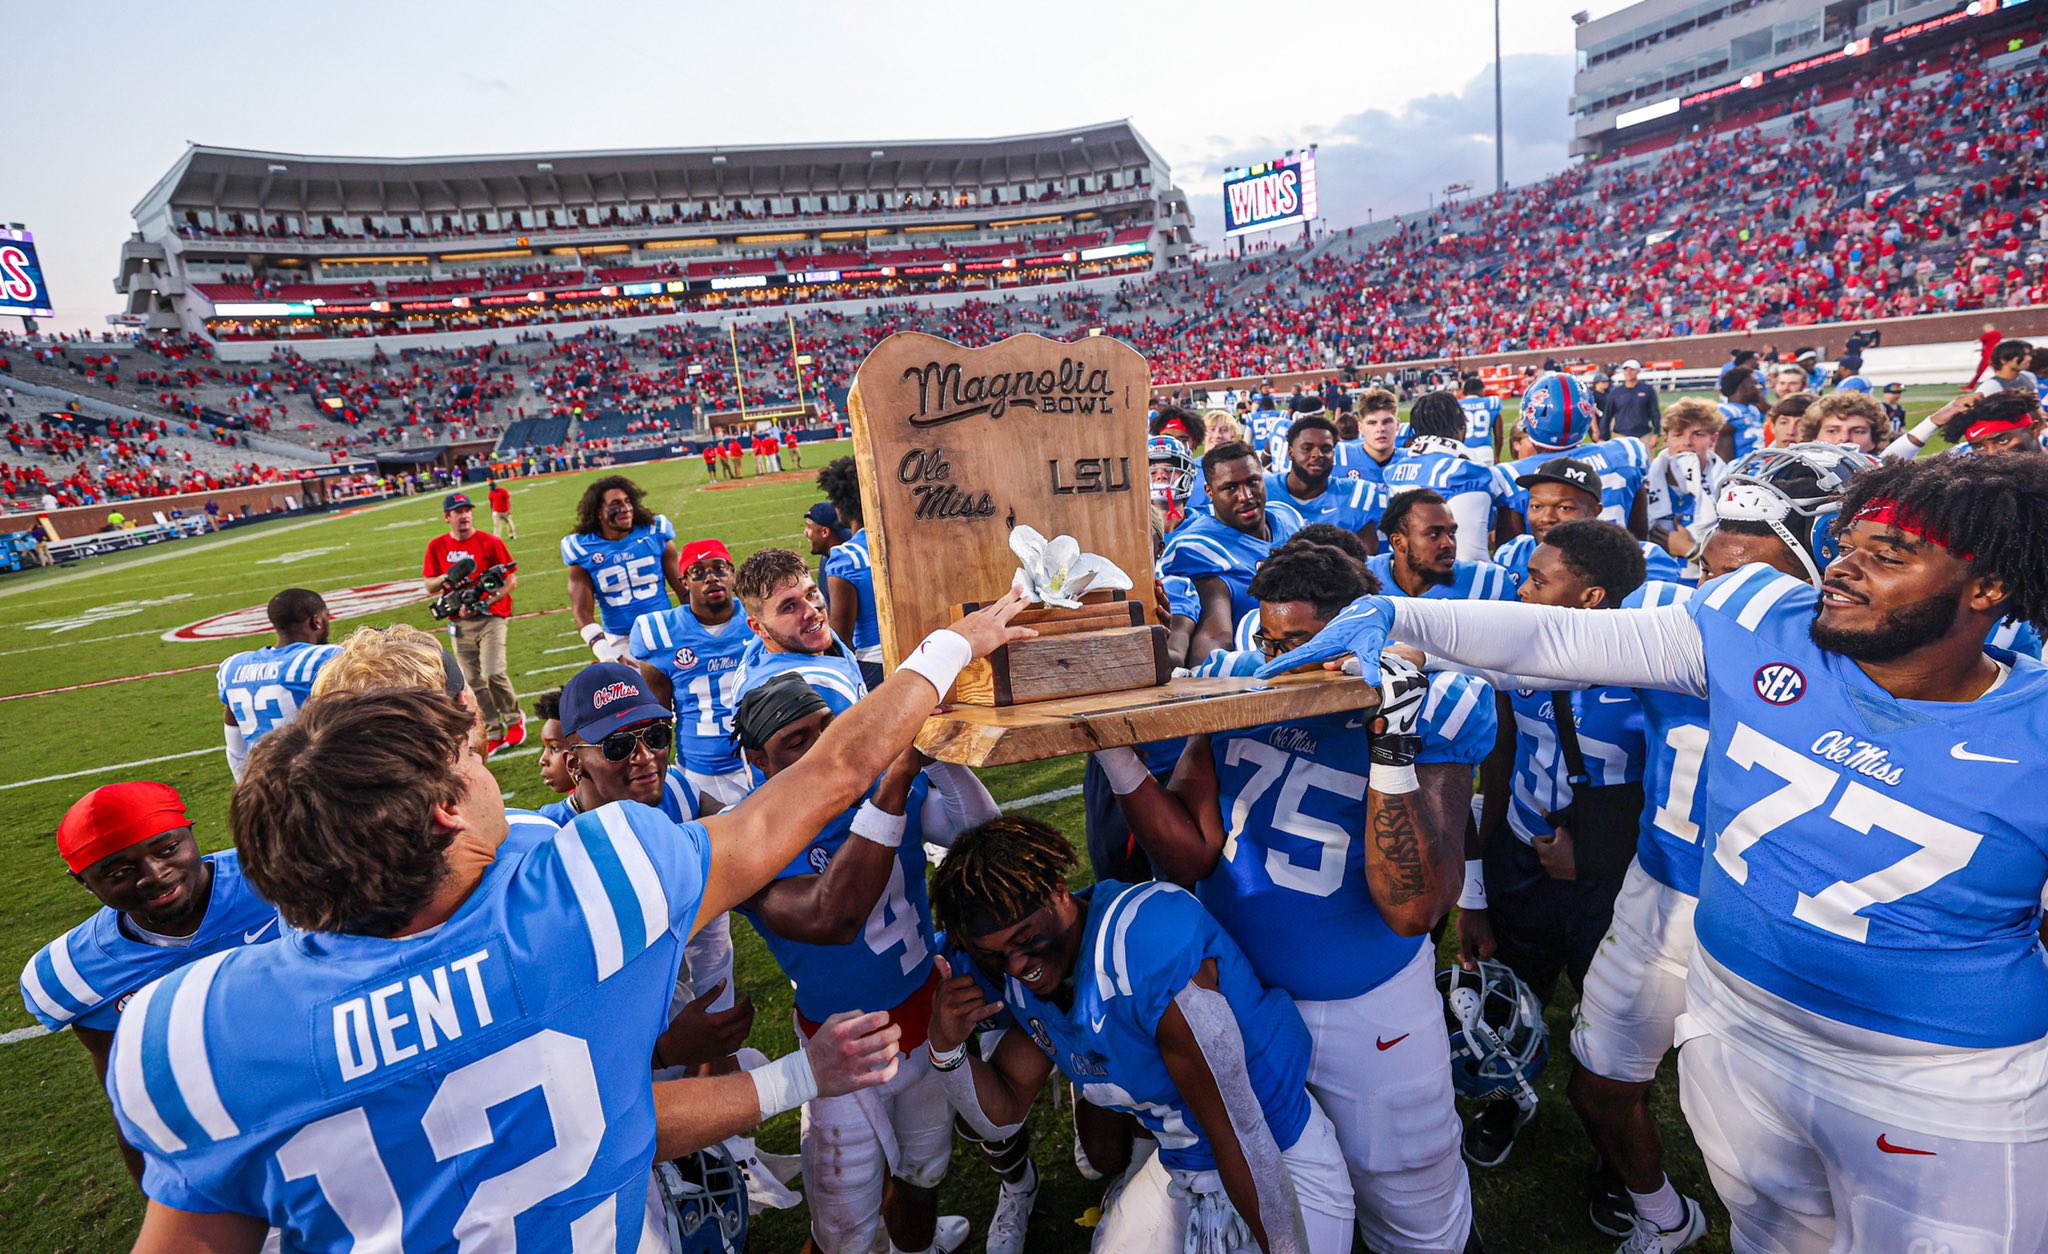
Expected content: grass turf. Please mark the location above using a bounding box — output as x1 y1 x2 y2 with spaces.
0 387 1967 1252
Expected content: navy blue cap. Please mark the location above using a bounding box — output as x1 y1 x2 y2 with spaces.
560 663 673 742
804 501 840 528
442 492 474 513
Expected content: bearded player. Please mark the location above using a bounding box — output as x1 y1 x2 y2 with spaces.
1267 453 2048 1252
630 539 753 805
563 475 686 663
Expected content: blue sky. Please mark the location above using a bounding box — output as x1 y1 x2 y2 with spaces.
5 0 1608 332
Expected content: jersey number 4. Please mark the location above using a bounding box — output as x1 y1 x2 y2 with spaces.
276 1030 611 1250
1713 722 1984 943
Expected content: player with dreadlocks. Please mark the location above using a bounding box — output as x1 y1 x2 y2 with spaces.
927 817 1356 1253
561 473 685 662
1258 452 2048 1252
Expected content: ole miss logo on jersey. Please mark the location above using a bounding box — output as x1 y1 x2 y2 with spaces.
1753 663 1806 705
592 681 639 709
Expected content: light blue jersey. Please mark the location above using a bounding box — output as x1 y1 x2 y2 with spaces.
21 851 280 1034
1505 681 1646 845
1159 505 1303 627
561 516 677 635
820 530 882 659
1718 402 1766 458
106 805 711 1251
1494 436 1648 527
1623 582 1712 896
1001 881 1313 1174
533 766 699 831
1685 565 2048 1047
1204 714 1426 1001
1264 473 1385 535
217 642 341 745
1192 649 1496 767
1458 395 1502 458
1992 618 2045 660
1364 553 1516 602
1335 441 1393 487
1162 574 1200 622
629 604 749 775
738 776 935 1028
730 632 869 714
1386 442 1505 507
1491 533 1685 590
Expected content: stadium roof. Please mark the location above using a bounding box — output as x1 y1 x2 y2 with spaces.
133 122 1166 219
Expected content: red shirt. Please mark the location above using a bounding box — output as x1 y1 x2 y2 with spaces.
423 530 514 616
702 446 717 465
763 435 779 454
487 486 510 513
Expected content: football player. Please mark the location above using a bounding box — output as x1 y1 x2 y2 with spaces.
1496 373 1650 538
1268 453 2048 1253
107 595 1034 1254
1463 522 1648 1171
1458 374 1503 466
1149 431 1200 532
818 457 885 691
734 675 998 1254
20 782 281 1186
1336 388 1402 486
562 475 685 663
1367 490 1518 603
1100 541 1479 1252
1494 458 1685 589
1715 367 1768 460
1935 388 2045 459
630 539 753 806
1264 415 1385 549
1160 441 1304 659
928 817 1357 1252
1386 392 1508 562
1641 399 1725 572
729 546 868 713
218 587 338 781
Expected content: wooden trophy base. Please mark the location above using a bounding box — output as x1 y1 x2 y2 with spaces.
951 593 1166 707
916 670 1380 767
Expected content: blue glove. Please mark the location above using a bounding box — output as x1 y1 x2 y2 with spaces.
1253 594 1396 684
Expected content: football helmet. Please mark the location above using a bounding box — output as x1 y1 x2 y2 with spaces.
1439 960 1548 1107
1148 434 1197 510
1517 372 1600 449
1711 441 1878 584
656 1145 750 1254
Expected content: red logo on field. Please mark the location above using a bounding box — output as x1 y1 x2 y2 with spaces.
1375 1034 1409 1051
1876 1134 1935 1156
592 681 638 709
1753 663 1806 705
163 582 428 641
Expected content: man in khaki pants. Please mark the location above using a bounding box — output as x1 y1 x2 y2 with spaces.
420 492 525 754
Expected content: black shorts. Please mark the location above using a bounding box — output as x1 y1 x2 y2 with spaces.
1481 834 1627 1008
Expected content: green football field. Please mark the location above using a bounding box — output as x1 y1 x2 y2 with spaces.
4 387 1965 1251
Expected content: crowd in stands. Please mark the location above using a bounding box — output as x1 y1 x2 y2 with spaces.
0 410 297 509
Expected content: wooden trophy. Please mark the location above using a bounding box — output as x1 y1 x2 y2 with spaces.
848 331 1377 766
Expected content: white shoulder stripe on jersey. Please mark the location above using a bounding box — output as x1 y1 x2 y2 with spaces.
1094 882 1171 1001
48 930 101 1008
1734 573 1803 631
1432 676 1482 743
596 805 673 953
19 953 72 1024
113 980 183 1153
166 950 239 1142
1700 562 1771 612
795 666 863 705
557 825 627 980
1166 536 1234 571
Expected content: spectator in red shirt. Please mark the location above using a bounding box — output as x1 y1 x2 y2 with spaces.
1971 323 2003 388
486 478 516 540
421 492 522 751
701 442 720 482
762 431 782 474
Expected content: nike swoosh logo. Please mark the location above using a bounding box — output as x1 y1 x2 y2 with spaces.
1595 692 1633 704
1375 1034 1409 1051
1089 1015 1107 1033
1876 1134 1935 1156
1950 742 2021 764
243 917 280 945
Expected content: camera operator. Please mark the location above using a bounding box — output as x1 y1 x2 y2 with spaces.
421 491 523 753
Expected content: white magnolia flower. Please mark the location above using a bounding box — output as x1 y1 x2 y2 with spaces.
1008 524 1132 609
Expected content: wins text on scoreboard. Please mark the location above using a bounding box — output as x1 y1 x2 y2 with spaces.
0 229 55 318
1222 153 1319 239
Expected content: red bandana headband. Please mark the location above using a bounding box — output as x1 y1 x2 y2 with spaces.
1851 498 1974 562
1964 413 2036 444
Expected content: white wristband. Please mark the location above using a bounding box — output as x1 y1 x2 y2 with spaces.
749 1047 820 1121
1459 858 1487 911
580 622 606 645
899 628 972 696
1093 745 1151 795
849 799 906 849
1369 762 1419 795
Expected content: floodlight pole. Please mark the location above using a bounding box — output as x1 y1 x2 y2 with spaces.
1495 0 1506 195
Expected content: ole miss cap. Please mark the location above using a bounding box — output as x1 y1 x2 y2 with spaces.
1516 457 1601 499
560 662 673 742
442 492 474 512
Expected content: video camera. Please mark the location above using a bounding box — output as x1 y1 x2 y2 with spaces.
430 552 518 620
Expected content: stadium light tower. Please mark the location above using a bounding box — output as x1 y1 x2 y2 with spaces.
1494 0 1505 196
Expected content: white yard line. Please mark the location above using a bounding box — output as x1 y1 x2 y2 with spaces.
1 746 220 791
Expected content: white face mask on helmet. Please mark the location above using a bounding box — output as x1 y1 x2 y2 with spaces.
1710 442 1880 585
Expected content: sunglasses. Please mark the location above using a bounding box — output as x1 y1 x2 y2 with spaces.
576 722 673 761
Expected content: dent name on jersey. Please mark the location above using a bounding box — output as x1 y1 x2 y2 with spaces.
329 941 518 1086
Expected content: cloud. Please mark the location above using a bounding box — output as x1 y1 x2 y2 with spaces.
1181 51 1574 246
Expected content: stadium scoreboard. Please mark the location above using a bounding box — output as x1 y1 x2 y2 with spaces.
1222 152 1319 239
0 228 54 318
